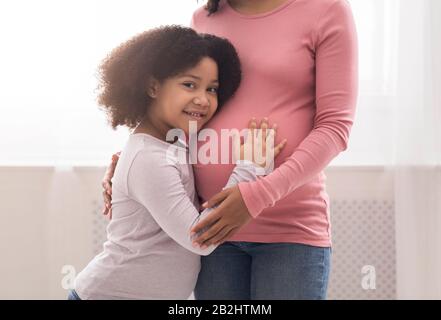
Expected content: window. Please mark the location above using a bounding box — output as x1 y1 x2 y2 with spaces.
0 0 400 166
350 0 399 96
330 0 400 166
0 0 200 166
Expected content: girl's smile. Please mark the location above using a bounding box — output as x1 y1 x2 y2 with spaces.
136 57 219 140
182 98 209 120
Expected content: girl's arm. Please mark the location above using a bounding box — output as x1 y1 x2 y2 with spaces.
127 148 261 256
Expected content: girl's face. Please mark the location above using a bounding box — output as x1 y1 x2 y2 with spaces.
148 57 219 136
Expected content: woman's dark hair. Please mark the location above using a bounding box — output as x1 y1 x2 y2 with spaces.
205 0 221 15
97 25 241 129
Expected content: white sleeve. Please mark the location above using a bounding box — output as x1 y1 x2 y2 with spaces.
127 150 260 256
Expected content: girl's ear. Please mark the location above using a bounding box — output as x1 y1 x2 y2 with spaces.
147 78 160 98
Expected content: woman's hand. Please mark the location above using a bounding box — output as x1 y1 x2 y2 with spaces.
101 151 121 220
191 118 287 248
190 185 250 248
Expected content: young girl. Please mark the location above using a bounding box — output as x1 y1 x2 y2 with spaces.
103 0 357 300
71 26 285 300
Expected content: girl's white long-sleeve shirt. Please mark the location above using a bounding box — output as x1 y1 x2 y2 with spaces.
74 133 260 300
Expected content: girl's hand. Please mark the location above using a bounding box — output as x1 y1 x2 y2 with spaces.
234 117 287 169
101 151 121 220
190 118 288 248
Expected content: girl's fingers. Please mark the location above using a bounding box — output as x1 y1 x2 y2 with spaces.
268 123 277 143
106 182 113 196
274 139 288 157
250 118 257 134
249 118 257 130
246 118 257 146
245 118 277 162
260 118 268 140
269 124 278 152
244 128 252 146
102 190 112 216
102 179 112 195
192 219 223 245
103 190 112 206
102 189 112 217
231 130 239 148
267 127 275 143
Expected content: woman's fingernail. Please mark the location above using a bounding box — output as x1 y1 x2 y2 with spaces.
202 202 208 208
192 242 198 248
190 232 196 237
201 244 208 249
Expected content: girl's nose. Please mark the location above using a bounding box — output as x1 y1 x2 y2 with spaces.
193 95 210 107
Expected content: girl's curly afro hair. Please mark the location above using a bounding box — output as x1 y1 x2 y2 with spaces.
97 25 241 129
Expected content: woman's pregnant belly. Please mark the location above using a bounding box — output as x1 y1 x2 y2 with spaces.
192 102 314 202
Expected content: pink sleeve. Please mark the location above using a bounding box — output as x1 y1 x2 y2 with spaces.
238 0 358 218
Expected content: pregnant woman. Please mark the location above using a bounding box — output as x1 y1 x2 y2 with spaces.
103 0 358 300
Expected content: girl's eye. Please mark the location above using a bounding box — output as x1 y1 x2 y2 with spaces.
208 87 218 94
182 82 195 89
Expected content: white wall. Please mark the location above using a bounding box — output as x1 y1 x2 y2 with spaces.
0 167 105 299
0 166 402 300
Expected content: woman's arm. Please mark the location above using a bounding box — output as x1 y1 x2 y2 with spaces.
238 0 358 217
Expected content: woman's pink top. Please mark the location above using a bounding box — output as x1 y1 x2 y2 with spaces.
191 0 358 247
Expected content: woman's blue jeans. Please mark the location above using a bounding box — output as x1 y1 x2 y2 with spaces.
194 242 331 300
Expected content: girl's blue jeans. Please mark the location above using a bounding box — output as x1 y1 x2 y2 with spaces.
67 289 82 300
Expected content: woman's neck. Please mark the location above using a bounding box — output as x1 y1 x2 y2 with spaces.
227 0 290 15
